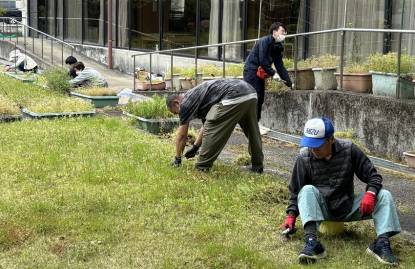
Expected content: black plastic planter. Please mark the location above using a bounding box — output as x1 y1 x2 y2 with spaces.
123 111 179 135
70 92 120 108
0 114 22 122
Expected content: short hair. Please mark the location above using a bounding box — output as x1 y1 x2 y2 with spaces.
65 56 77 65
166 94 179 110
269 22 287 35
73 62 85 71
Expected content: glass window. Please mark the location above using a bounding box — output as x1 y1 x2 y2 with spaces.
162 0 196 51
131 0 160 50
221 0 244 60
199 0 217 57
64 0 82 42
117 0 129 48
47 0 56 36
56 0 63 38
84 0 105 44
37 0 47 33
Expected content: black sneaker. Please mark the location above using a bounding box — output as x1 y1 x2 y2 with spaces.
366 238 398 266
240 165 263 174
298 237 327 264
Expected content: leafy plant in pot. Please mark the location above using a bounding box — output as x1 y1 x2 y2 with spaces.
334 62 372 93
123 96 179 134
368 52 415 99
179 67 198 90
311 54 338 90
286 57 315 90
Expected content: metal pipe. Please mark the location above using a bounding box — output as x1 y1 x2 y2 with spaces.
41 35 44 59
149 54 152 90
133 56 136 91
32 31 34 52
294 36 298 90
61 43 64 66
222 45 225 78
195 48 198 83
14 42 17 74
258 0 263 39
170 51 173 86
340 30 345 90
51 39 54 65
130 27 415 58
396 0 406 99
108 0 113 69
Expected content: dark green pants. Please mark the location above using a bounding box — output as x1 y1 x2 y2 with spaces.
196 98 263 170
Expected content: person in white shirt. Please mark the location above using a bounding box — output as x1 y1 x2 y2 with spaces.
5 49 38 73
69 62 108 88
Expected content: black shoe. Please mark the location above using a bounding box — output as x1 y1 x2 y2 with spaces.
366 238 398 266
298 237 327 264
196 166 210 172
240 165 263 174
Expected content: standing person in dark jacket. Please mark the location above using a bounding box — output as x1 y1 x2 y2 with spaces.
65 56 78 79
282 117 401 266
244 22 292 121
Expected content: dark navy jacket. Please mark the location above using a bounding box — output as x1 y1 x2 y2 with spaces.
244 35 291 85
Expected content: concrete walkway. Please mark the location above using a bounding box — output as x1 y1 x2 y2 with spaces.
3 37 133 91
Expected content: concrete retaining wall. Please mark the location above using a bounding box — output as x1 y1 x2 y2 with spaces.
261 90 415 161
71 44 229 75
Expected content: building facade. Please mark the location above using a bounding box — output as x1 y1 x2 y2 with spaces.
27 0 415 61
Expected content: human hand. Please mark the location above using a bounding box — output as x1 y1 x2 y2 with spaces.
360 191 376 216
184 144 200 159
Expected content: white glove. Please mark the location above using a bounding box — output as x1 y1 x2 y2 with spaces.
272 73 281 80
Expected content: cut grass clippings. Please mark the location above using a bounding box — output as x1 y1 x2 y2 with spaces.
0 117 413 268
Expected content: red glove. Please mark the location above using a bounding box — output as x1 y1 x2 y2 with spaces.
256 66 270 80
360 191 376 216
282 214 296 230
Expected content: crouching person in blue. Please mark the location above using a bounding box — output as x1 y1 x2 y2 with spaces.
282 117 401 266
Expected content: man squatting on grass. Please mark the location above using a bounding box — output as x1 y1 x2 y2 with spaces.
282 117 401 266
166 78 264 172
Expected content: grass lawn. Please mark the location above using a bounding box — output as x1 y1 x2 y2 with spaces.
0 117 414 268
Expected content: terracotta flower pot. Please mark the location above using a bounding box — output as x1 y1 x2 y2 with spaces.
334 73 372 93
288 68 315 90
180 78 195 90
135 81 166 91
403 152 415 169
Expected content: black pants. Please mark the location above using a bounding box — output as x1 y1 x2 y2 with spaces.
243 69 264 121
18 62 38 73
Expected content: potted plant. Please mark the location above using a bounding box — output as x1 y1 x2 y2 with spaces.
225 63 244 79
265 78 290 95
286 57 315 90
22 97 95 119
179 67 197 90
334 62 372 93
0 95 21 122
368 53 415 99
200 64 222 82
164 67 183 90
403 151 415 169
70 87 119 108
122 96 179 135
134 69 166 91
311 54 338 90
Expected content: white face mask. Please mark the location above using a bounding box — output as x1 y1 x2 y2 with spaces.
275 34 286 43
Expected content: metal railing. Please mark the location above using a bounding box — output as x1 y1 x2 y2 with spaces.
0 17 75 68
131 27 415 96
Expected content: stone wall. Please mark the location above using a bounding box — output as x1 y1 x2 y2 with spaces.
261 90 415 161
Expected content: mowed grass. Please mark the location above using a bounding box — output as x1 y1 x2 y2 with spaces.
0 117 414 268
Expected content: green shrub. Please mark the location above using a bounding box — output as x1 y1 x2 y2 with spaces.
283 58 294 69
124 96 175 119
43 67 71 93
265 78 290 95
367 52 414 74
225 63 244 77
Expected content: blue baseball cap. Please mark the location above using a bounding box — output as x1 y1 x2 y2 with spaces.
300 117 334 148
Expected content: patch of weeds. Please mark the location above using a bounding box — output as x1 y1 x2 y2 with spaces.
0 95 20 115
25 97 94 113
265 78 290 94
249 184 290 209
335 129 369 154
0 221 32 250
235 153 251 166
42 67 71 94
74 87 117 96
124 96 175 119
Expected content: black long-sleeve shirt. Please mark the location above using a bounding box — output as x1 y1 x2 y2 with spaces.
286 139 383 219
